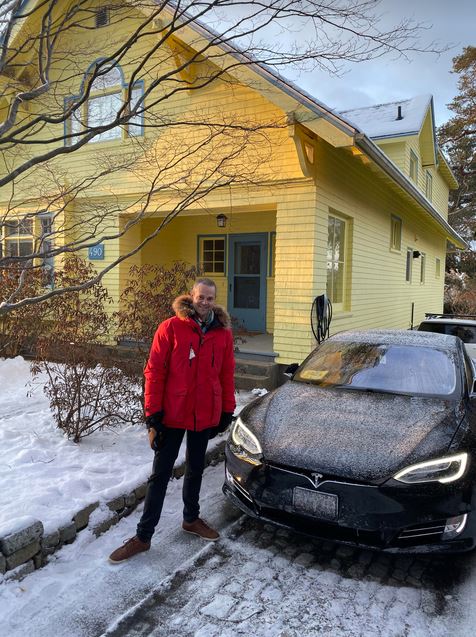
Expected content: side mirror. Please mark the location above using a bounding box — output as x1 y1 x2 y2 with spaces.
284 363 299 379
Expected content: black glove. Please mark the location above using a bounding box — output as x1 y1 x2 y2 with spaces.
209 412 234 440
146 411 166 451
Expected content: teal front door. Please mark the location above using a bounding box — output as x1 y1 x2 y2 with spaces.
228 234 267 332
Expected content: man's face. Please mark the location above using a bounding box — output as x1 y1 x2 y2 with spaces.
191 283 216 320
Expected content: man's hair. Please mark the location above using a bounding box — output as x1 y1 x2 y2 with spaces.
191 277 217 294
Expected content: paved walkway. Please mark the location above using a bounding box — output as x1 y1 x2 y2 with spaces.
104 515 472 637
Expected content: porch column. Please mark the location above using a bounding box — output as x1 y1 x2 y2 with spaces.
273 183 325 365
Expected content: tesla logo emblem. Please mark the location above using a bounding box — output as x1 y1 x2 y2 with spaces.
311 472 323 488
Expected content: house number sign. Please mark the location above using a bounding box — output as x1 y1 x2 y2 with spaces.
88 244 105 260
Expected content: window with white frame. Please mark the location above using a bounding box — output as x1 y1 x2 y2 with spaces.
199 236 226 274
405 248 413 282
2 217 34 260
409 150 418 183
390 215 402 251
425 171 433 201
65 62 144 145
39 214 54 278
327 214 349 307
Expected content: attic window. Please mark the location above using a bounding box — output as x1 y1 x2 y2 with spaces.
95 7 110 28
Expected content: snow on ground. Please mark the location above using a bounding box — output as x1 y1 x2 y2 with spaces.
0 356 261 535
1 357 476 637
0 463 239 637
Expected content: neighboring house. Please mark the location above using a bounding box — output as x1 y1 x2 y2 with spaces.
0 2 465 365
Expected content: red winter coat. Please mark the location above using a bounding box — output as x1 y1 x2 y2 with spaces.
144 295 236 431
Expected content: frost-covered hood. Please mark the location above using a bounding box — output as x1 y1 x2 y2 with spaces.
256 381 461 483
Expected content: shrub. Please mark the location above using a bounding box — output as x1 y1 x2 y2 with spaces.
0 265 51 358
31 255 143 442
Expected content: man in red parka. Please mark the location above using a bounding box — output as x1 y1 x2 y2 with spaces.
109 278 235 563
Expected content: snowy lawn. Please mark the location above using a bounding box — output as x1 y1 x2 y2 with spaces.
0 356 260 536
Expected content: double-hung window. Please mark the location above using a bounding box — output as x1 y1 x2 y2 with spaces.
405 248 413 282
327 214 349 309
390 215 402 252
420 253 426 284
65 62 144 145
39 214 54 280
2 218 34 260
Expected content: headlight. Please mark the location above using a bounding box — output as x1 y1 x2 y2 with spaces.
230 416 263 465
393 452 468 484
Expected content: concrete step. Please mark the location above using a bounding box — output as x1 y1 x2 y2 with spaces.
234 358 282 391
234 359 277 377
234 372 276 391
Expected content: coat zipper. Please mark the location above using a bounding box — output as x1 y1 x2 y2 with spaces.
194 329 204 431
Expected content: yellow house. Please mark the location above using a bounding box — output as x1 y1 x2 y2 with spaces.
0 1 465 366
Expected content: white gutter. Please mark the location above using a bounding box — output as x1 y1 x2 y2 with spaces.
355 134 466 249
164 2 466 249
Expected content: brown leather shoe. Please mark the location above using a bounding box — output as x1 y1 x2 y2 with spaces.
108 536 151 563
182 518 220 541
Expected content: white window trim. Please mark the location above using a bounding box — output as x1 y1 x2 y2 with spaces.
420 253 426 284
390 214 402 252
327 212 350 311
198 235 226 275
65 63 145 146
405 248 413 283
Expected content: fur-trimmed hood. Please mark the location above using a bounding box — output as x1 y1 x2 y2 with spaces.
172 294 231 329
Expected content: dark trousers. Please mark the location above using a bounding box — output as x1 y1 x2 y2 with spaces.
136 427 210 542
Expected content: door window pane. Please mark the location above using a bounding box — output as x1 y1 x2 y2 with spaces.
235 244 260 275
234 277 260 308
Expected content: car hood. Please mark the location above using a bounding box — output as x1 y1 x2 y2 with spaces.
259 381 461 483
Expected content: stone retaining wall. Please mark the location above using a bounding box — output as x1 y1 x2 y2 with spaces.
0 442 226 583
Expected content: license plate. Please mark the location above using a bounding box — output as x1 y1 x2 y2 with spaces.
293 487 338 521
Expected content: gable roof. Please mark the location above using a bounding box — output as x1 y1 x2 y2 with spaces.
3 0 466 249
341 95 433 139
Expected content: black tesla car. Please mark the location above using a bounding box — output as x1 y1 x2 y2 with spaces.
223 329 476 552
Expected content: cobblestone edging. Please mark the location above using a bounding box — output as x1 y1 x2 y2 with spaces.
0 441 226 583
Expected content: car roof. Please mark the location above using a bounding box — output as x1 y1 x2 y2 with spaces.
421 318 476 326
330 328 459 350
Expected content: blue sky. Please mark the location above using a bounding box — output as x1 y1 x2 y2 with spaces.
291 0 475 127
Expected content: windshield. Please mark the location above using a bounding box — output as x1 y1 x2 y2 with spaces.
419 322 476 344
294 341 458 397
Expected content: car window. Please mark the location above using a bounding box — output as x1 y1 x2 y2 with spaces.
419 322 476 343
295 341 458 397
